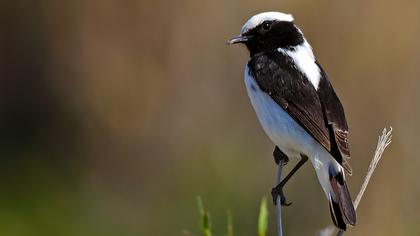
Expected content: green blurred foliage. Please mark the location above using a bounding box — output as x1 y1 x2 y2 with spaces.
196 197 268 236
226 210 233 236
0 0 420 235
258 198 268 236
198 197 213 236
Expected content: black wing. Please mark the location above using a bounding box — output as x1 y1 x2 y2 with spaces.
248 52 352 174
316 62 352 174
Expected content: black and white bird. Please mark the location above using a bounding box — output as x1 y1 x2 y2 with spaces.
228 12 356 230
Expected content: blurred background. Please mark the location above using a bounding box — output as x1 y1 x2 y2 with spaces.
1 0 419 235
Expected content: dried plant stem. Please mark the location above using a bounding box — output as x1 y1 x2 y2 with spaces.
353 127 392 209
334 127 392 236
319 127 393 236
276 158 284 236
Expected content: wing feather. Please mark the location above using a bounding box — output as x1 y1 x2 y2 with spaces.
248 52 331 153
248 52 352 174
317 62 352 174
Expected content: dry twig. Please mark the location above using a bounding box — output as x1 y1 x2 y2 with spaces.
276 158 285 236
318 127 393 236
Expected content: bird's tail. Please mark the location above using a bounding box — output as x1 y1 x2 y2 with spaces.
327 168 357 231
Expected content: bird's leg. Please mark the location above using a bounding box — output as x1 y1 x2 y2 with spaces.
271 152 308 206
279 154 308 188
273 146 289 165
271 146 290 206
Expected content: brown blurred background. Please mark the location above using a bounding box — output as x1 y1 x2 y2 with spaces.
0 0 419 235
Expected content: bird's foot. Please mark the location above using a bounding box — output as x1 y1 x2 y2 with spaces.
271 184 292 206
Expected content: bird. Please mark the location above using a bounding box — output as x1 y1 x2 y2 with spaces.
228 12 356 231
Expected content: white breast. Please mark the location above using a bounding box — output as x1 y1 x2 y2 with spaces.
244 65 314 158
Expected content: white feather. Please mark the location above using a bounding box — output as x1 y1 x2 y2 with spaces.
241 12 294 35
277 41 321 89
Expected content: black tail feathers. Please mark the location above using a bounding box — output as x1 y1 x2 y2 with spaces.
328 170 357 231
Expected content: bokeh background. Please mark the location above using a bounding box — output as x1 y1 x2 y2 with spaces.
1 0 419 235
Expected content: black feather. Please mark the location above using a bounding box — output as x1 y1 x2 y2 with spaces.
329 167 357 227
317 63 352 174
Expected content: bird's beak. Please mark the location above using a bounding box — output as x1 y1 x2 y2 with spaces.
227 35 249 45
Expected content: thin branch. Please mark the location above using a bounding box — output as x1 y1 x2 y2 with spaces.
319 127 393 236
353 127 392 209
276 158 284 236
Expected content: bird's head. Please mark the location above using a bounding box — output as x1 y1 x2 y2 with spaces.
228 12 305 56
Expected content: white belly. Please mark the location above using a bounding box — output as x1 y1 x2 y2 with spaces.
244 66 314 159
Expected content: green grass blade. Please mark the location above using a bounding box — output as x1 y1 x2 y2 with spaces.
197 196 212 236
258 198 268 236
226 210 233 236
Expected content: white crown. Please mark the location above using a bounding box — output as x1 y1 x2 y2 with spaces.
241 12 294 35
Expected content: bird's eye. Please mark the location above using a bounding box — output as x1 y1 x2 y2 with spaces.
262 22 271 31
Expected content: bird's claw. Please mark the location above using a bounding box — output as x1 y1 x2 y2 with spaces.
271 185 292 206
